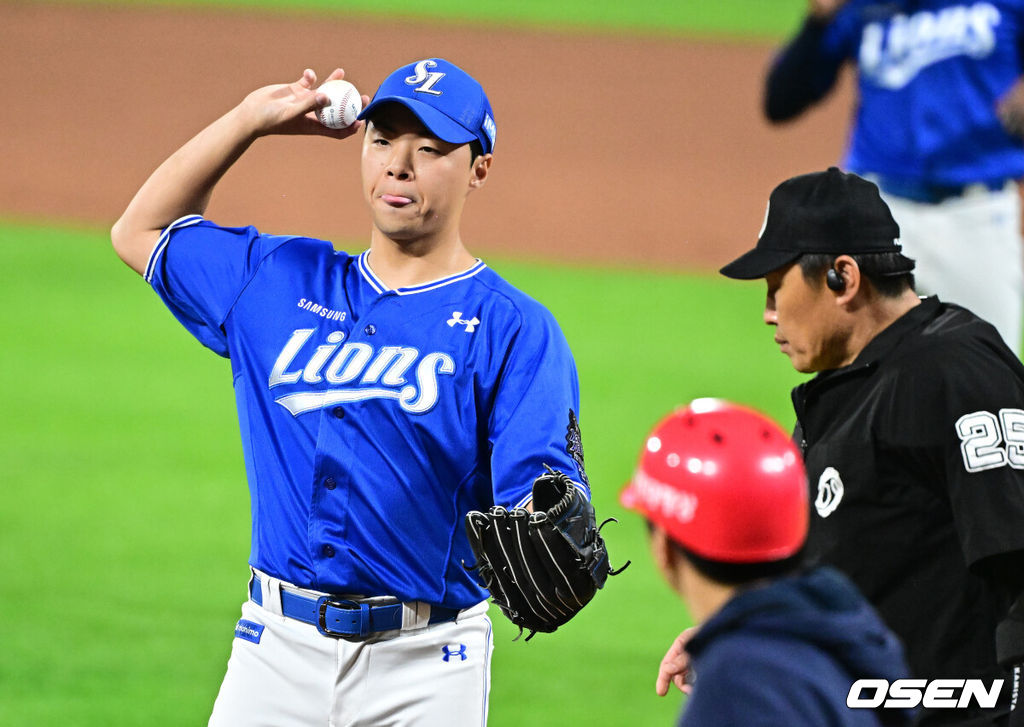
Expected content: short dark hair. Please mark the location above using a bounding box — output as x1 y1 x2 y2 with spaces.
469 139 484 164
671 538 806 586
798 252 915 297
647 520 805 585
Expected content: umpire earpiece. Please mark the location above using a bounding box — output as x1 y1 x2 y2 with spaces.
826 268 846 292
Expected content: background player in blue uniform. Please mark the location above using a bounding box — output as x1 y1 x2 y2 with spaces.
111 59 594 726
765 0 1024 353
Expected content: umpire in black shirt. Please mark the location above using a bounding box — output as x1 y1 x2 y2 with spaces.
721 167 1024 727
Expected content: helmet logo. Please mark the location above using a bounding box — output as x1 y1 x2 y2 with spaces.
630 470 698 523
815 466 844 518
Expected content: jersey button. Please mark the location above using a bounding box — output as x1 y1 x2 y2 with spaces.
332 407 345 419
364 324 376 335
322 544 335 558
324 477 336 490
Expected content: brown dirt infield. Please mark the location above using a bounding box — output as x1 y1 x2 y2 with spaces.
0 3 853 270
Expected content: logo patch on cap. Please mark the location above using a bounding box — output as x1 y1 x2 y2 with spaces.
405 59 445 96
482 113 496 148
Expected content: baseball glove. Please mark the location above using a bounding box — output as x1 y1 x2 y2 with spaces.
464 465 629 640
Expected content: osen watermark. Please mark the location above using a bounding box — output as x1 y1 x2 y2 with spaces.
847 679 1004 710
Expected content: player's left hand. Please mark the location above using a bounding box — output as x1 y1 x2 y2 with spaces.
997 78 1024 139
656 626 697 696
464 466 629 640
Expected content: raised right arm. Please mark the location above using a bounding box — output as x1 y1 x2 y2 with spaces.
111 68 366 275
763 0 849 123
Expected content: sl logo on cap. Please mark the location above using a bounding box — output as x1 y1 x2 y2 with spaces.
406 60 445 96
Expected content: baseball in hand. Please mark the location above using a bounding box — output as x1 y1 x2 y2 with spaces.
315 79 362 129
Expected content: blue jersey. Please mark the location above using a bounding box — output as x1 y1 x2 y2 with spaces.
145 216 589 610
769 0 1024 185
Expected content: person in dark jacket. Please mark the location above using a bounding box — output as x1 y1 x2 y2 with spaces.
622 398 913 727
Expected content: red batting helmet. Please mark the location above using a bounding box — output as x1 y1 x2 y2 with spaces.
620 398 808 563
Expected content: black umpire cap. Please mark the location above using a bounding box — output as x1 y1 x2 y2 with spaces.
720 167 911 279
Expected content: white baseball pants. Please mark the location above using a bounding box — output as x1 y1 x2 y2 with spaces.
208 573 493 727
881 182 1024 354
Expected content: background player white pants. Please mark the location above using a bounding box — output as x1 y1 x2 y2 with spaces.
881 182 1024 354
208 574 493 727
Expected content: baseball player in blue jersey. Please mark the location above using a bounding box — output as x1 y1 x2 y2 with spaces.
765 0 1024 353
111 59 599 726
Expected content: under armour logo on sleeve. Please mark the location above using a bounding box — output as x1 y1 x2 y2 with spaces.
447 312 479 333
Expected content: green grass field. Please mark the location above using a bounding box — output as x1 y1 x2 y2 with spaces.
56 0 808 39
0 221 805 725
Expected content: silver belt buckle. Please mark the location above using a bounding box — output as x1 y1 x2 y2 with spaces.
315 596 366 638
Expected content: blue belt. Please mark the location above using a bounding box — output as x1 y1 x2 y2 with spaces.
249 578 460 638
875 176 1008 204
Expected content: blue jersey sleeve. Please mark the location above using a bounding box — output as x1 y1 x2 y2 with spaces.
820 2 864 59
487 302 588 509
146 216 292 357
